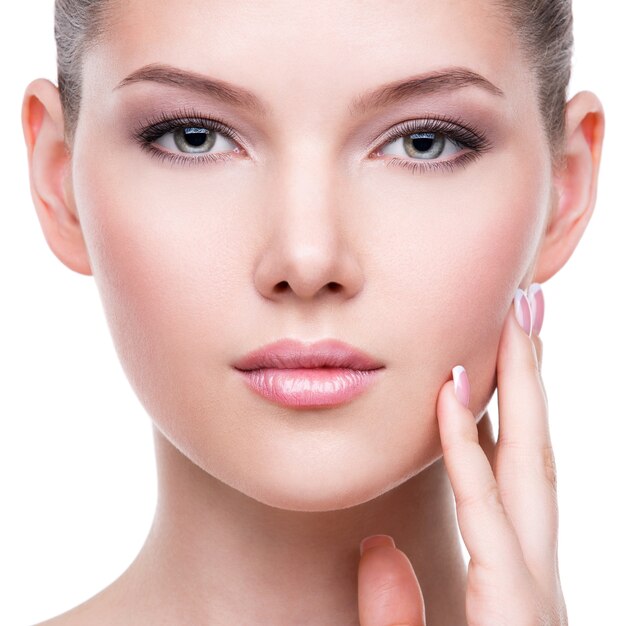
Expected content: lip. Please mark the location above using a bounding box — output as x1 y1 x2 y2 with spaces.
232 338 385 408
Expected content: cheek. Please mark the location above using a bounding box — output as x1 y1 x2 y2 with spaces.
360 152 551 419
450 155 550 372
72 151 252 425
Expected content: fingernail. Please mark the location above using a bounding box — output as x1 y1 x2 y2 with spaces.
514 288 533 337
452 365 470 408
527 283 544 336
360 534 396 556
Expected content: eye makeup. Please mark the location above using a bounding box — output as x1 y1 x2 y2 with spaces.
130 104 494 175
371 114 493 175
132 105 246 168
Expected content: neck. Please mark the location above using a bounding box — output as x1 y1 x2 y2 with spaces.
118 426 468 625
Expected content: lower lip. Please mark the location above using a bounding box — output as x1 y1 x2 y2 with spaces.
235 367 383 408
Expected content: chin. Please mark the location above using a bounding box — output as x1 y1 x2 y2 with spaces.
216 447 436 513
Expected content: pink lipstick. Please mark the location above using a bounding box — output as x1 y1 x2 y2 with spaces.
232 338 384 408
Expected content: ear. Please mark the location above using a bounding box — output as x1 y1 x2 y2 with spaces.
532 90 605 284
21 78 92 276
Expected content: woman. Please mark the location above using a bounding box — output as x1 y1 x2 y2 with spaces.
21 0 604 623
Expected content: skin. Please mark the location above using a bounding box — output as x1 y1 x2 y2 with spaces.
21 0 604 624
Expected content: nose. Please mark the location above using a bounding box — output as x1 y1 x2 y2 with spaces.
253 159 365 303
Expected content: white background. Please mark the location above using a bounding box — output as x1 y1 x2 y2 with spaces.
1 1 624 624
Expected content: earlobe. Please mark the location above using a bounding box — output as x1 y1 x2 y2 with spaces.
531 91 605 285
21 78 92 276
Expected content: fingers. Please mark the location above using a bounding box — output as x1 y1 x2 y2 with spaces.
527 283 544 368
494 285 558 589
358 535 427 626
476 411 496 473
528 282 545 389
436 373 531 586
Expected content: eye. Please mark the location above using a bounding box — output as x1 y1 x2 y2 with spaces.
153 126 240 156
371 117 492 175
133 107 246 167
378 131 461 160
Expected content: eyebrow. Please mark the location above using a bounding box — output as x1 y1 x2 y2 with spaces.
349 67 505 115
114 63 504 118
115 63 269 116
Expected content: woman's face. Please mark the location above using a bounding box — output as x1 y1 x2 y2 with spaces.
71 0 553 510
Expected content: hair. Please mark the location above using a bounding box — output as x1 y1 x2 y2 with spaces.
54 0 113 150
54 0 573 168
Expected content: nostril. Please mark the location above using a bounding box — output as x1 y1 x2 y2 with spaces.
272 281 341 295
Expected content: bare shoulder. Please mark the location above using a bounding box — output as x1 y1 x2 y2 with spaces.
32 597 106 626
31 560 160 625
31 582 122 626
34 611 86 626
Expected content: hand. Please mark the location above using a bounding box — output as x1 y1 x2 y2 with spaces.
357 284 568 625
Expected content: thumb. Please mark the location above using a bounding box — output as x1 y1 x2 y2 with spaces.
358 535 427 626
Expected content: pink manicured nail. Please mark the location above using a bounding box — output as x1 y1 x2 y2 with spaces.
527 283 544 336
360 534 396 556
452 365 470 408
514 288 532 336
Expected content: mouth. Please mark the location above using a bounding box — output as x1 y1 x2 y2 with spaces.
232 338 385 408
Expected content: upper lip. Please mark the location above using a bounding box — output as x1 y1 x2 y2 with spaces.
232 338 385 371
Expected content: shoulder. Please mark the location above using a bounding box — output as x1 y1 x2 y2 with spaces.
32 587 117 626
33 602 101 626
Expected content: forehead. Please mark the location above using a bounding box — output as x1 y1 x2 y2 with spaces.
91 0 527 117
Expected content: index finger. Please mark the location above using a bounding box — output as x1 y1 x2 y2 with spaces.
495 286 558 588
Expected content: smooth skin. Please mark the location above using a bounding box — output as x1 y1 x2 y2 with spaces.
21 1 604 624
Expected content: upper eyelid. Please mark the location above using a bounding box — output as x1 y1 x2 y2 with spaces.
137 107 482 140
138 117 237 141
374 116 489 147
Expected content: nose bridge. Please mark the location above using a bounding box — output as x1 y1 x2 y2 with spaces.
254 137 363 301
279 140 339 245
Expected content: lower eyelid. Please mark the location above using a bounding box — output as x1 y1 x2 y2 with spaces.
139 141 238 168
383 150 482 175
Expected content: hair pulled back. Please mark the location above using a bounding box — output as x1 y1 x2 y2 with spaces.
54 0 573 167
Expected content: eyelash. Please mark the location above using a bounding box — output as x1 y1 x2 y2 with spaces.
375 116 492 175
133 106 493 174
134 106 242 168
